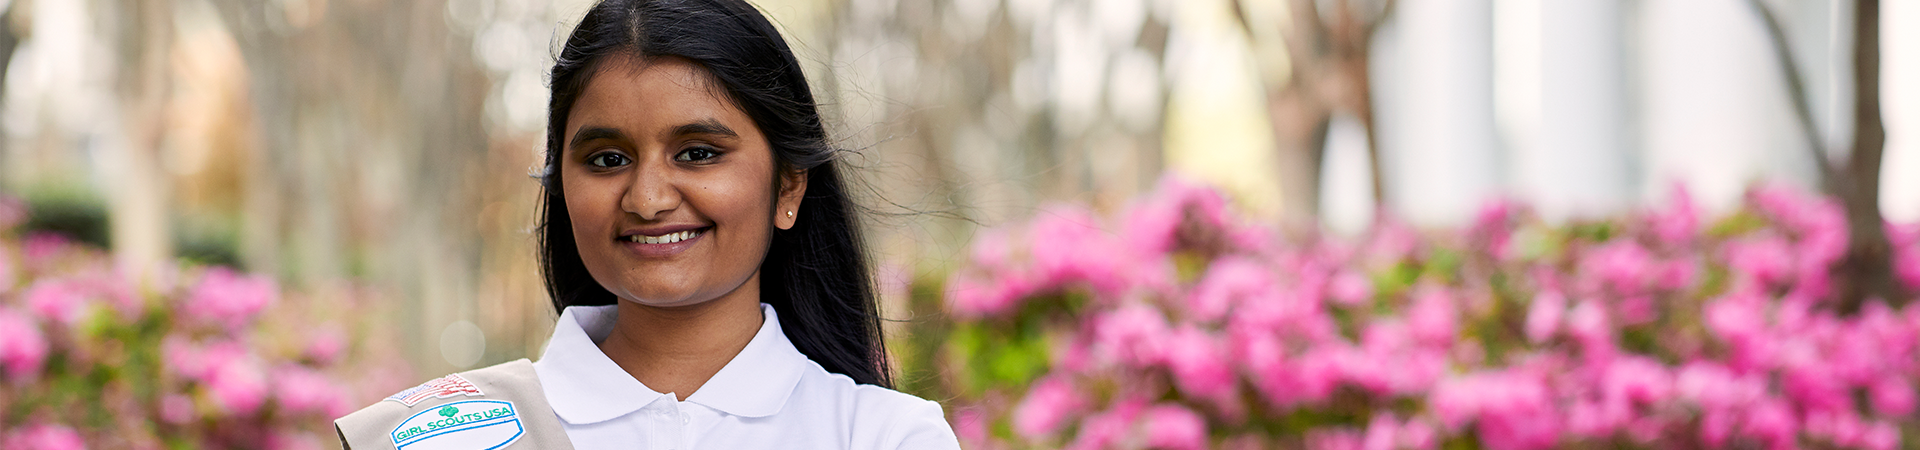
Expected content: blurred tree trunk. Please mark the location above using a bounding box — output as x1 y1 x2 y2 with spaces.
1233 0 1394 221
0 4 19 183
1748 0 1900 310
109 0 174 278
206 0 494 371
1840 0 1895 309
0 4 18 177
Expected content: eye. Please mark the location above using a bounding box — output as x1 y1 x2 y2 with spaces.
587 152 630 168
674 146 720 162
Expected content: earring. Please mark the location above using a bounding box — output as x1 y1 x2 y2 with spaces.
787 211 795 218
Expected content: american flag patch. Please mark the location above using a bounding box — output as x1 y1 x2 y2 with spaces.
383 373 483 407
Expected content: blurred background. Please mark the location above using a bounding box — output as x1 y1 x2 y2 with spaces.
0 0 1917 402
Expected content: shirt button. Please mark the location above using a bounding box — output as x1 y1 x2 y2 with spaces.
681 412 690 425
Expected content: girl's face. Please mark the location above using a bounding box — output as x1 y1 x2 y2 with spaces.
561 56 806 308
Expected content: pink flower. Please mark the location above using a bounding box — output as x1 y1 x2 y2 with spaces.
1650 182 1698 245
1804 409 1866 446
1477 413 1561 450
265 432 325 450
1524 290 1565 344
1675 361 1763 411
159 394 195 424
1398 419 1437 450
0 250 13 295
1306 427 1363 450
207 353 269 416
186 268 277 330
1430 370 1560 450
1566 300 1614 364
1163 326 1237 402
968 228 1015 273
1029 206 1130 294
1868 375 1915 418
1741 398 1798 449
0 195 25 231
1187 257 1273 321
22 233 71 264
1092 303 1170 367
1363 413 1398 450
1470 199 1519 259
1704 293 1771 372
1699 410 1735 448
1406 286 1455 347
1363 221 1418 264
1615 295 1655 325
1012 376 1086 437
1122 191 1187 257
1782 364 1851 414
1584 241 1654 295
1563 399 1620 438
1724 235 1795 289
305 326 348 366
1236 329 1307 408
1290 347 1346 405
1327 270 1373 307
1655 258 1698 291
166 338 249 382
1859 420 1900 450
1142 404 1207 450
0 308 48 379
1 423 85 450
1894 225 1920 290
1065 399 1145 450
943 275 999 319
22 280 87 325
952 408 990 445
1751 185 1847 257
272 365 349 416
1429 370 1551 428
1605 356 1673 403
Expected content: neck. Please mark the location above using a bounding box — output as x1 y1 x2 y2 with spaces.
597 273 765 401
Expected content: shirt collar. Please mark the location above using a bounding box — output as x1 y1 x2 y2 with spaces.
532 303 807 424
684 303 808 417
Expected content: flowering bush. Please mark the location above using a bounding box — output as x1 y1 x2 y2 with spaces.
0 196 415 449
940 178 1920 449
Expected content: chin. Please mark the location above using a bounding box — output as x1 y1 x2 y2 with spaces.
612 282 721 308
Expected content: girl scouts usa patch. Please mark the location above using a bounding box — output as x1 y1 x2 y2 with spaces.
389 399 524 450
386 374 484 406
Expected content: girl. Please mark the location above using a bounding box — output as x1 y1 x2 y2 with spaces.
335 0 960 448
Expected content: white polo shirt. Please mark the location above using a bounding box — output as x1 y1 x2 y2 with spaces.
531 304 960 450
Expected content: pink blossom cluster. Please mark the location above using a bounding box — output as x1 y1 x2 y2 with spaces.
942 177 1920 449
0 199 411 449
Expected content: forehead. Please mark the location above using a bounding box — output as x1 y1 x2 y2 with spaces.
565 55 756 139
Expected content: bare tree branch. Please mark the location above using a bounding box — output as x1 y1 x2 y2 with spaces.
1743 0 1838 191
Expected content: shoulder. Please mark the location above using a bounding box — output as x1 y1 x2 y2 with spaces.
335 359 575 450
790 360 960 450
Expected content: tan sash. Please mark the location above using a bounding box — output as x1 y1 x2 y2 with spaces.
335 359 575 450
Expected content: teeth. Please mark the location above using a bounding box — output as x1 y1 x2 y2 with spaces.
629 230 699 244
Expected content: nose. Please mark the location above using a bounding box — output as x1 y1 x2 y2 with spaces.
621 160 680 221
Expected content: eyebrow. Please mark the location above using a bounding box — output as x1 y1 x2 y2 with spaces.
567 126 627 152
671 119 739 139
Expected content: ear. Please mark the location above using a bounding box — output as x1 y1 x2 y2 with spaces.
775 167 808 230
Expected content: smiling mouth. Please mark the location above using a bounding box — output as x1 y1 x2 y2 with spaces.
623 228 706 244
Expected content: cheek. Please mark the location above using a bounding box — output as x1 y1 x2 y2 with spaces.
700 168 778 226
562 178 617 244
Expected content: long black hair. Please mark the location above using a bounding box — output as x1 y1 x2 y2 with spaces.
537 0 890 388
